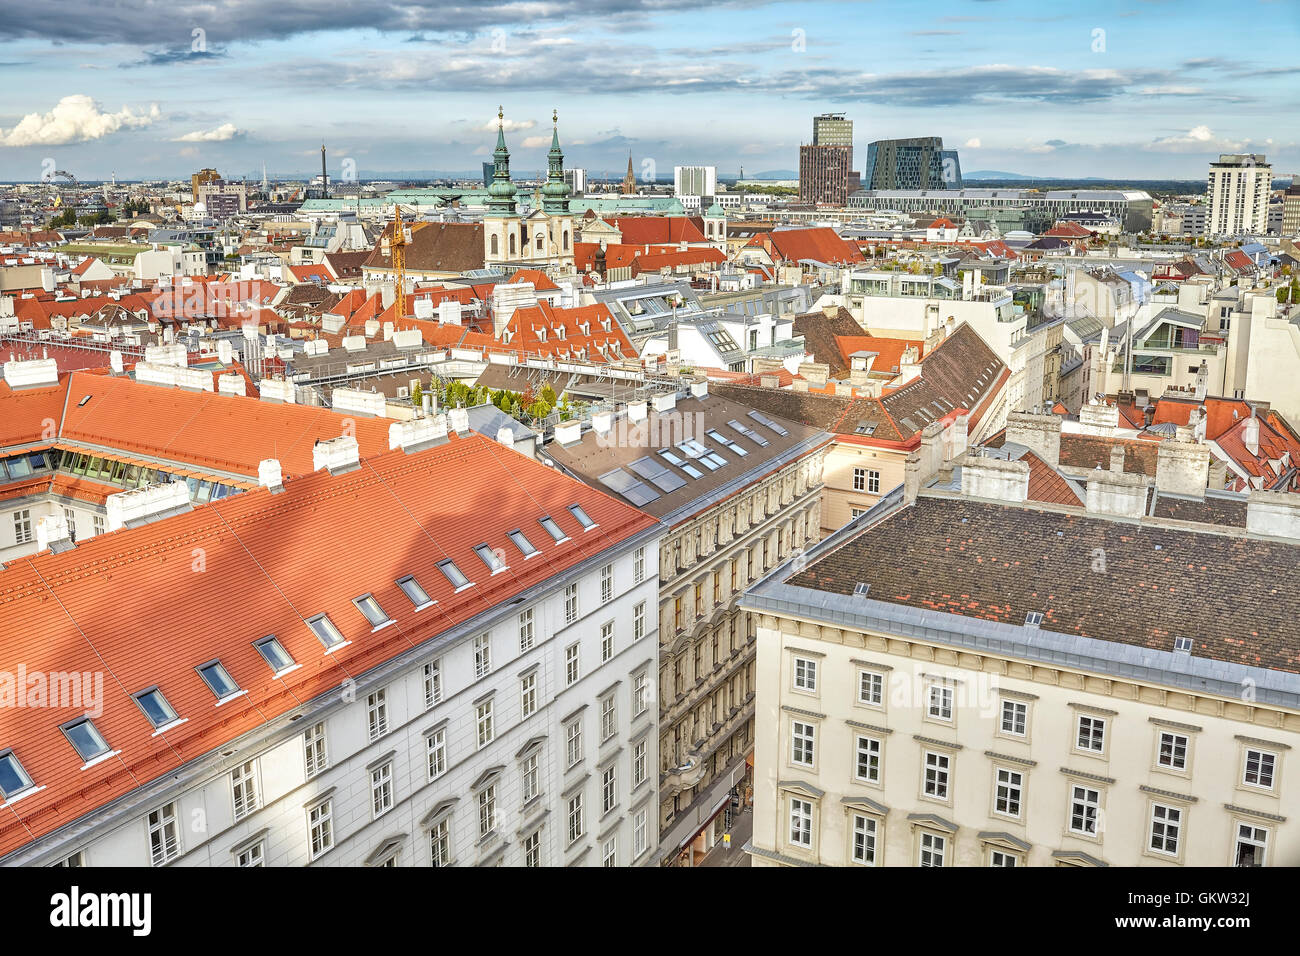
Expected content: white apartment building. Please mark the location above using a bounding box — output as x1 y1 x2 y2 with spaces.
674 166 718 202
1207 154 1272 237
742 447 1300 867
0 428 664 868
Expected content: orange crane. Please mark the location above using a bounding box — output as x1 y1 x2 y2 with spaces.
389 204 410 321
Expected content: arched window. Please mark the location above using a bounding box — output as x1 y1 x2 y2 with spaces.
563 230 570 251
509 232 516 256
490 234 499 256
536 232 544 252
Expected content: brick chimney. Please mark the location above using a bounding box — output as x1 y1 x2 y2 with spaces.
1078 401 1120 436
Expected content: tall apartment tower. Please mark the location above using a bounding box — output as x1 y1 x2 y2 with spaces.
863 137 962 190
1207 154 1272 237
799 113 854 206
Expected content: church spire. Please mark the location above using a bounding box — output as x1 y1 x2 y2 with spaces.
622 152 636 195
485 105 518 218
542 108 571 215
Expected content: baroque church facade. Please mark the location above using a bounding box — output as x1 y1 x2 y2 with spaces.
483 108 576 273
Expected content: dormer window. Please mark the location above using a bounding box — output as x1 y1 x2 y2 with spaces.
474 544 507 574
253 635 297 674
307 614 347 650
197 660 242 700
61 717 112 764
132 687 181 729
438 559 472 590
540 516 568 543
568 504 596 531
353 594 392 629
0 750 34 800
396 575 433 609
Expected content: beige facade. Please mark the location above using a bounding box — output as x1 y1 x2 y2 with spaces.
818 441 906 533
656 446 828 862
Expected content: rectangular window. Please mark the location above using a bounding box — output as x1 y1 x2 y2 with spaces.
601 765 617 814
793 656 817 692
430 819 451 867
254 635 296 675
197 660 241 700
601 695 617 742
353 594 390 628
61 717 111 764
633 808 648 858
523 829 541 867
927 683 953 721
1244 748 1276 789
923 751 949 799
989 849 1018 867
13 510 32 545
789 797 812 847
633 546 646 583
1076 715 1106 753
473 633 492 678
522 752 539 803
93 514 105 536
367 689 388 740
1000 699 1027 736
427 728 447 780
307 614 346 651
479 784 497 837
791 720 815 767
1149 803 1181 856
633 738 647 787
476 700 494 748
858 670 884 706
1158 732 1188 770
919 832 945 867
424 660 442 708
230 761 260 820
564 583 578 624
237 842 264 868
474 543 506 574
855 735 881 783
371 762 394 818
0 751 34 800
569 503 596 530
633 601 646 641
148 803 180 866
1069 785 1100 835
1234 823 1268 867
994 767 1022 818
633 672 649 717
601 620 614 662
519 609 535 652
509 529 538 558
850 814 877 865
565 719 582 767
520 672 538 719
304 722 327 778
308 800 333 859
438 559 471 590
397 575 433 608
565 642 580 686
541 515 568 542
867 470 880 494
603 836 618 867
600 563 613 604
133 687 179 729
567 793 584 844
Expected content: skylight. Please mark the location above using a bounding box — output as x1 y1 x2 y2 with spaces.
61 717 111 764
628 456 687 492
598 468 661 507
659 449 703 479
0 750 34 800
254 635 297 674
508 530 538 558
132 687 180 729
439 559 472 589
307 614 347 649
197 660 242 699
706 429 749 457
539 516 568 543
1173 636 1193 652
474 544 507 574
747 410 789 437
727 419 769 448
568 504 597 530
1024 611 1043 628
396 575 433 608
353 594 392 628
854 582 870 597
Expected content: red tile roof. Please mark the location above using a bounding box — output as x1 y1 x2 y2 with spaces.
611 216 706 245
0 432 657 858
764 227 865 265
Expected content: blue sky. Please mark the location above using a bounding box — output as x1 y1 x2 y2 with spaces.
0 0 1296 182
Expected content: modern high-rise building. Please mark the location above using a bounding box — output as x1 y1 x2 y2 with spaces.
674 166 718 199
863 137 962 190
1207 154 1272 237
1279 176 1300 237
190 167 220 203
799 113 855 206
564 167 587 196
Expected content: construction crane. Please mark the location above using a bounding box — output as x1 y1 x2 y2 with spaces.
388 204 411 321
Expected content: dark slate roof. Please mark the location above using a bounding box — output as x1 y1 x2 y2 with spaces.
788 494 1300 673
878 322 1004 432
1057 434 1161 476
363 221 485 275
793 306 866 379
1150 491 1248 528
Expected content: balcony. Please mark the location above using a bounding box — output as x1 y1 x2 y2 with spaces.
662 751 709 794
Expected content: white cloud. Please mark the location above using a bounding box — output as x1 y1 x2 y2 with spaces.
179 146 199 158
0 94 159 146
1145 125 1245 153
520 135 549 148
963 137 981 148
173 122 241 142
476 117 536 133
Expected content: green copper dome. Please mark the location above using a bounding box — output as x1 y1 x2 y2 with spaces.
542 109 571 215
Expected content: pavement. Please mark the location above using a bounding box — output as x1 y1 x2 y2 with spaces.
697 805 753 868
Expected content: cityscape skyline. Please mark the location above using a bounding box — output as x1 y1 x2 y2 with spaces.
0 0 1297 181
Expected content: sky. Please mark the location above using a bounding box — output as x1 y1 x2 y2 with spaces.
0 0 1296 183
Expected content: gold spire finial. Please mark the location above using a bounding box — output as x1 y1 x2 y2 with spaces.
497 105 504 126
553 109 558 127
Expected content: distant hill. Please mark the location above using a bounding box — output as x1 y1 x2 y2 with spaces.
964 170 1033 180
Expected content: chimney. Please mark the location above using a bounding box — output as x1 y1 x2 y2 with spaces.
259 379 297 404
592 410 613 437
918 420 946 480
690 380 708 400
217 339 233 364
438 300 463 326
959 453 1030 503
448 406 470 436
497 425 516 450
1004 411 1061 469
258 458 284 493
36 513 74 552
554 419 582 446
947 411 969 461
797 361 829 388
1245 489 1300 541
1154 438 1210 498
653 392 677 414
1078 401 1120 436
388 415 449 452
109 351 124 375
1085 470 1148 519
628 400 648 423
3 357 59 389
312 435 360 475
105 480 192 531
217 372 246 397
791 378 810 393
1109 445 1127 473
332 386 386 418
903 452 923 505
1243 414 1260 456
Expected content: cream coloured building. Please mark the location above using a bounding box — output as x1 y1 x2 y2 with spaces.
742 449 1300 867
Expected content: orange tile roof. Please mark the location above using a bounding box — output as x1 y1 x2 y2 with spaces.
832 334 924 376
611 216 706 245
504 302 637 363
505 269 560 291
765 227 865 265
0 432 657 858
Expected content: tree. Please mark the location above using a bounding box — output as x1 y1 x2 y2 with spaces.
50 209 77 228
410 381 423 407
526 398 552 421
540 383 557 406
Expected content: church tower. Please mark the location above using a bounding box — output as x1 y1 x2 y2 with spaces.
622 153 636 195
540 109 575 268
484 106 521 266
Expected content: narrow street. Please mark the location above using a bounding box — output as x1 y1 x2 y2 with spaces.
697 806 753 868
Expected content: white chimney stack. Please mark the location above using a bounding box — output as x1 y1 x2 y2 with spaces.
258 458 284 492
448 406 470 436
3 357 59 389
628 400 648 423
652 392 677 414
36 513 73 552
592 410 613 436
388 415 448 452
217 339 234 364
1243 414 1260 456
312 435 360 474
105 480 191 532
497 425 516 450
554 419 582 446
109 351 124 375
260 379 297 404
959 454 1029 503
690 380 709 400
